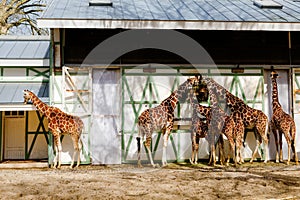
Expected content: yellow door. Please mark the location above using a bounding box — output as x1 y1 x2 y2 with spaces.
4 117 25 160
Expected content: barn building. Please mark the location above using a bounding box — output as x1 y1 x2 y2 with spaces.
2 0 300 165
0 36 50 162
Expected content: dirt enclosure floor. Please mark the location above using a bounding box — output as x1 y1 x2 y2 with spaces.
0 161 299 200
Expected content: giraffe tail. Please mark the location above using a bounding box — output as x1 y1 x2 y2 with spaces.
136 123 143 167
137 137 141 153
136 123 142 153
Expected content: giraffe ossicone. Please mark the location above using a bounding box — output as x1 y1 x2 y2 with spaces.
23 89 84 169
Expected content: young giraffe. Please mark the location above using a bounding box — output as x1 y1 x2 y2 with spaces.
203 77 269 163
189 93 210 164
23 90 83 168
189 88 243 166
270 70 298 165
137 76 201 167
207 90 243 166
232 112 245 165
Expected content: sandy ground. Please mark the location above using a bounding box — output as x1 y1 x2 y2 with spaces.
0 161 299 200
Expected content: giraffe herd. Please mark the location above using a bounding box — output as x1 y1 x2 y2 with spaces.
22 70 299 168
137 71 298 167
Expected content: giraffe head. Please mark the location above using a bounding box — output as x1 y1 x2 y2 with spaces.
270 70 279 79
23 89 33 104
192 76 208 102
176 76 203 103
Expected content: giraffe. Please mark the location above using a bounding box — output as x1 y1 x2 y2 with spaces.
202 77 269 163
189 93 210 164
189 89 242 166
207 90 242 166
136 76 202 167
23 90 83 168
270 70 298 165
232 112 245 165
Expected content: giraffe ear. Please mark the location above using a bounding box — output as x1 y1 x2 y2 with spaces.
270 70 279 77
195 74 202 81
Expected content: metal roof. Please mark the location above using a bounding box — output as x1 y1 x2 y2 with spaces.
0 82 49 110
0 36 50 66
38 0 300 31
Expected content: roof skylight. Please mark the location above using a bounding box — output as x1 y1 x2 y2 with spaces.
89 0 113 6
253 0 283 9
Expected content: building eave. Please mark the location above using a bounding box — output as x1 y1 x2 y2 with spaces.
0 59 49 67
0 104 38 111
37 19 300 31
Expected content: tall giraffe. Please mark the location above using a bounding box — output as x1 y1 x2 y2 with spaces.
270 70 298 165
137 76 201 167
203 77 269 163
23 90 83 168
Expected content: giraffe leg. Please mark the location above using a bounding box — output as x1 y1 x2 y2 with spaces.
285 130 291 165
144 137 157 167
208 133 216 166
294 143 299 165
273 130 280 163
53 144 59 168
53 135 62 169
279 132 283 163
190 134 200 164
236 138 243 165
262 137 269 164
250 138 260 163
190 132 196 164
291 125 298 165
57 138 62 168
53 135 62 168
194 136 200 164
137 137 142 167
218 136 225 166
261 122 269 163
228 139 235 166
70 137 78 168
190 149 195 164
234 143 239 166
212 144 216 166
71 137 82 169
287 143 291 165
76 138 82 168
292 139 299 165
162 133 169 167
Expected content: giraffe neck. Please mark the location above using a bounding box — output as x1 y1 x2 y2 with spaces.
271 77 281 110
205 77 243 112
161 79 192 111
29 93 50 117
176 79 193 102
189 91 211 119
162 92 178 112
208 89 218 108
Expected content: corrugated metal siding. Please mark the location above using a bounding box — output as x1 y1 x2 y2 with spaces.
41 0 300 22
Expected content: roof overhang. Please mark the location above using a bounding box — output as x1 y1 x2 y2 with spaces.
0 104 39 111
38 19 300 31
0 59 49 67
